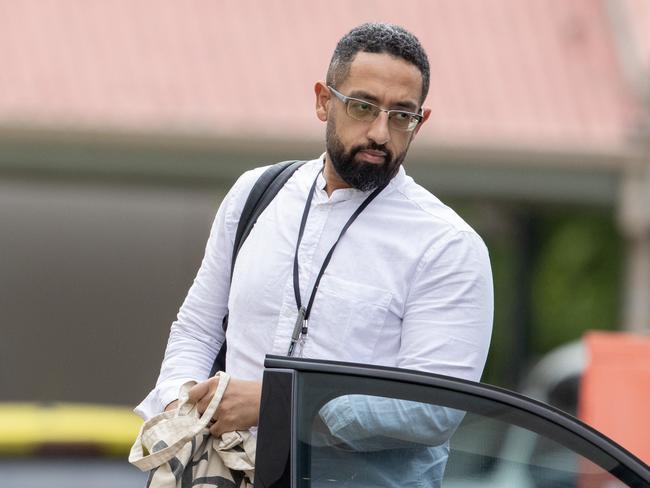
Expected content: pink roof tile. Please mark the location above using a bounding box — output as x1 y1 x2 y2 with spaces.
0 0 643 151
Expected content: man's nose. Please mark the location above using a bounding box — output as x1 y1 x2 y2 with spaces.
366 112 391 146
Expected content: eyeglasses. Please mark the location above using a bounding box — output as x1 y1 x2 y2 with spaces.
328 85 423 132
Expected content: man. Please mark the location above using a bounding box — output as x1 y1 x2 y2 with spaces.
136 22 493 485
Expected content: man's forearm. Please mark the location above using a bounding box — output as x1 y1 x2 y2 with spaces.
317 395 464 451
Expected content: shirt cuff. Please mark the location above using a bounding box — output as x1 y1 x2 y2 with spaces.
133 377 196 421
318 395 355 437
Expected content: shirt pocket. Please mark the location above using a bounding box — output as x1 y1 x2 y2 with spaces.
305 274 392 362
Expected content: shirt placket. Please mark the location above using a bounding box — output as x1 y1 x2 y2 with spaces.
270 191 332 355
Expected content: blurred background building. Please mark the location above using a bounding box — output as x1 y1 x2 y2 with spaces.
1 0 649 406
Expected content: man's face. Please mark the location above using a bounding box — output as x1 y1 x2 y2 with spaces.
318 52 430 191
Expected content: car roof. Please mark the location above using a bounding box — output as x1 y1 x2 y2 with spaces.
520 340 586 402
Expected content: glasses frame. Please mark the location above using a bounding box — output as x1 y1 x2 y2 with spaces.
327 85 423 132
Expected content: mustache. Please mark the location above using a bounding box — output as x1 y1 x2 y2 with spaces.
351 143 392 161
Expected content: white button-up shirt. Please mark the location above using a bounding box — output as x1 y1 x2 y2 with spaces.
136 156 493 420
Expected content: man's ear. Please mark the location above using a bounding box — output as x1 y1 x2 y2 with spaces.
314 82 330 122
411 107 431 139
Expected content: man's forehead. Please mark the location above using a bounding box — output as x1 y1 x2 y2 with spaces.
337 52 423 107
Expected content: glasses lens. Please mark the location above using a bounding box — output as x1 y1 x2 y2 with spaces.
347 100 379 122
389 112 419 131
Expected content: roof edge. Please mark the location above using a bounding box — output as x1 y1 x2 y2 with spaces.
0 125 631 206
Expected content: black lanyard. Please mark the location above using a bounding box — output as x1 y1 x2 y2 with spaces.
288 169 387 356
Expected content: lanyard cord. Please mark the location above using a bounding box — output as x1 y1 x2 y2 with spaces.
289 169 387 355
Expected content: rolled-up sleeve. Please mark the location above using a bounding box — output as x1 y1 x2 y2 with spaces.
134 168 264 420
399 230 493 382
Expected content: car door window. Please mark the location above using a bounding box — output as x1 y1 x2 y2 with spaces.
444 411 626 488
277 366 647 488
308 394 463 487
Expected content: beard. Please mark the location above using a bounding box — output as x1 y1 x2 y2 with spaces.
326 118 408 191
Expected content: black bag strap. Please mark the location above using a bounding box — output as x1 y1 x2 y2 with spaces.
211 159 307 375
229 160 306 281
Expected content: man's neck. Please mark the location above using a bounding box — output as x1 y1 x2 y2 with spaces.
323 156 351 196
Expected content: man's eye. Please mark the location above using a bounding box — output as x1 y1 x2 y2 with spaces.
394 112 410 120
356 103 372 112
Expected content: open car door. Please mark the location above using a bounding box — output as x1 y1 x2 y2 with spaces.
255 355 649 488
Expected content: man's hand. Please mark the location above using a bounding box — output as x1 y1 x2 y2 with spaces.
188 376 262 437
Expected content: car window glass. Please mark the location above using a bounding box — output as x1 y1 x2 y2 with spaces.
445 411 628 488
305 394 630 488
306 394 463 487
293 370 641 488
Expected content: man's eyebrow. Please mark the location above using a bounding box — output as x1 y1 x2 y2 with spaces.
347 90 418 112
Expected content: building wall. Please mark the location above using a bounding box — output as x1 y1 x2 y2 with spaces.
0 176 224 405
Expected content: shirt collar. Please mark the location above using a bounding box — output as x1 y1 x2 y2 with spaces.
313 153 405 203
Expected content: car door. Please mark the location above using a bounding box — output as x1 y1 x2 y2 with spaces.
254 355 649 488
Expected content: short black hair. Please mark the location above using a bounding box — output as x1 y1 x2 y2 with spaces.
327 23 430 105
